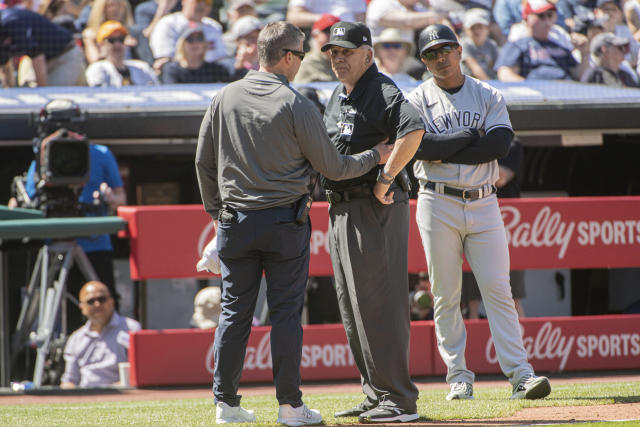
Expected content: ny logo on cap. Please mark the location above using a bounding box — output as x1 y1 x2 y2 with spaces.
428 30 439 41
333 27 345 36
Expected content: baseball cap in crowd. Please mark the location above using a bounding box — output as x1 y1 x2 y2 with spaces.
96 20 128 44
590 32 629 56
522 0 556 19
228 0 255 11
321 21 372 52
231 15 263 40
463 8 491 29
373 28 415 55
312 14 340 33
178 23 205 44
418 24 459 56
572 10 605 34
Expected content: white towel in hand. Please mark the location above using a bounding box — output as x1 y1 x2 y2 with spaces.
196 235 221 274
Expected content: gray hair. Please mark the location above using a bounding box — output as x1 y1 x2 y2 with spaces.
257 21 305 67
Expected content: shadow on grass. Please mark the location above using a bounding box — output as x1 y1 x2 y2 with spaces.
341 419 606 426
557 395 640 403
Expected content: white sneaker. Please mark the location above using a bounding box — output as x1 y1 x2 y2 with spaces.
446 382 474 400
216 401 256 424
277 403 322 426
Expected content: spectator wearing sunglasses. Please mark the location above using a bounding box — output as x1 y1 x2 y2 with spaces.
372 27 417 84
86 21 159 87
60 281 141 388
150 0 227 73
495 0 590 81
583 32 640 86
162 25 232 83
294 13 338 83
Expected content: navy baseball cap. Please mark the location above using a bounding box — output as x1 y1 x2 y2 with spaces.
321 21 372 52
418 24 459 56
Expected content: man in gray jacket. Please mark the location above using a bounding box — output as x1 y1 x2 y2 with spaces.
195 21 392 426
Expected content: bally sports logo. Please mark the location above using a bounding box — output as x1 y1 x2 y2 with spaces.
485 321 640 371
205 333 355 374
501 205 640 259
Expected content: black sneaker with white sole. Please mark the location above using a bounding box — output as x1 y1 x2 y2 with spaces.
358 406 419 423
335 401 377 417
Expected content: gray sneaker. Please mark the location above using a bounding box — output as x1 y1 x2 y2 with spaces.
446 382 474 400
511 374 551 400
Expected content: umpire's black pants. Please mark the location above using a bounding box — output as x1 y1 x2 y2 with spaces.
213 204 310 407
329 194 419 412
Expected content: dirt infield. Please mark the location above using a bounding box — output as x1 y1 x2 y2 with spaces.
2 371 639 425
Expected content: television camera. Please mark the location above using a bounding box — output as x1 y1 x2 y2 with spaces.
11 99 97 217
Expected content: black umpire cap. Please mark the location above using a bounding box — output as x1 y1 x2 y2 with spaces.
321 21 372 52
418 24 459 56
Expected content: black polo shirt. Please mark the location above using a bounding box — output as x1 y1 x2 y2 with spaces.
321 63 424 191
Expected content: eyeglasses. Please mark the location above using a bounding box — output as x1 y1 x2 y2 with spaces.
82 296 109 306
185 33 205 43
381 42 404 50
106 36 126 44
534 10 556 20
422 44 457 61
282 48 305 60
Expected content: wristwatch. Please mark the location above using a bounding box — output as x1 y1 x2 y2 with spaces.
376 168 394 185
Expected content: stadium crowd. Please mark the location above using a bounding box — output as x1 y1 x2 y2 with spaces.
1 0 639 88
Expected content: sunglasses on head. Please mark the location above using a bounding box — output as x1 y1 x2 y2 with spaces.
186 33 205 43
422 44 457 61
381 42 404 50
106 36 126 44
282 48 305 60
83 296 109 306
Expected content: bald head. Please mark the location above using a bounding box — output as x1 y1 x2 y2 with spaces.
79 280 111 302
79 281 114 330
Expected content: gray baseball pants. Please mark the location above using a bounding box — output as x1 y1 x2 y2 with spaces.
328 196 418 412
416 189 533 386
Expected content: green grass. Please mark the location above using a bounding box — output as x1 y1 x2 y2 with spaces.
1 381 639 426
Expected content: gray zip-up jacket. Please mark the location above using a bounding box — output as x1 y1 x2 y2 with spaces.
196 70 380 219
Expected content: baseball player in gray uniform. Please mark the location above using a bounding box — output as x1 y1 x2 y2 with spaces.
406 24 551 401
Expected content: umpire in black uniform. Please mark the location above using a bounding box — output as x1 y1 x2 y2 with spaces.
196 21 392 426
321 22 425 423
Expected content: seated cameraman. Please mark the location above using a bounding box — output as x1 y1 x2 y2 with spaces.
9 100 126 332
60 280 140 388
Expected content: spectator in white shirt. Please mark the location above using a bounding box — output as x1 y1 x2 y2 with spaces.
86 20 159 87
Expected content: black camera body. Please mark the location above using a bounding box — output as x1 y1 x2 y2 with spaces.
11 100 94 217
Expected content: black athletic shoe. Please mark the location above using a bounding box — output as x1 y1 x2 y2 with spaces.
358 406 419 423
334 401 376 417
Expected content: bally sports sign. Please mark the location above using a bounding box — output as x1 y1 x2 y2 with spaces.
128 315 640 386
118 196 640 279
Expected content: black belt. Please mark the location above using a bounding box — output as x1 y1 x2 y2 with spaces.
422 181 496 201
326 185 372 205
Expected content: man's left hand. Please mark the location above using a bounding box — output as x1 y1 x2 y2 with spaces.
373 182 394 205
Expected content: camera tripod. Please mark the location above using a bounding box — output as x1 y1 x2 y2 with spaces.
12 240 98 387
